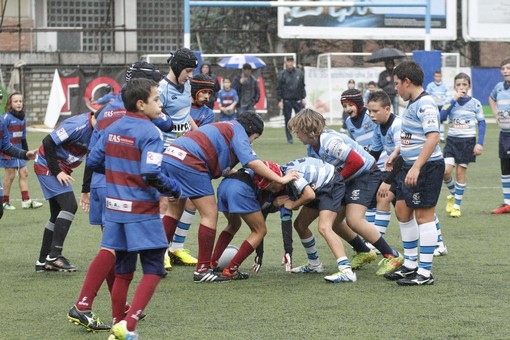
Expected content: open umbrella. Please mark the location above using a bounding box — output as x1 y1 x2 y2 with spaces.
366 48 406 63
218 54 266 69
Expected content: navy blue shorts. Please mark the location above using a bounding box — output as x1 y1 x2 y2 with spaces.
443 136 476 164
499 131 510 159
343 169 380 207
305 172 345 212
396 159 445 208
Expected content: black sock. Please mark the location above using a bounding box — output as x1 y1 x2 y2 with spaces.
372 237 397 258
39 222 54 262
348 235 371 253
49 212 74 258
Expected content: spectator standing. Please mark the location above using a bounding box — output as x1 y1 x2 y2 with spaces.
489 56 510 214
377 59 399 115
217 77 239 122
363 81 377 103
199 61 221 110
277 56 306 144
233 63 260 115
1 92 43 210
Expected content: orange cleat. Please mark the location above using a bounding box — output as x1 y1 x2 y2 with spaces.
491 204 510 214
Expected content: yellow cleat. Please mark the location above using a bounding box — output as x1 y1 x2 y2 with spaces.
445 195 454 213
450 207 461 218
164 251 172 271
170 249 198 266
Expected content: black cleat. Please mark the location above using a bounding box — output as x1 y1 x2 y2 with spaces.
45 255 77 272
384 265 417 281
67 305 111 332
397 272 434 286
193 269 230 283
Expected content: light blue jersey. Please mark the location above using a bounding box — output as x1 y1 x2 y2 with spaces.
441 97 485 139
400 92 443 163
425 81 450 107
307 128 375 180
284 157 335 194
372 114 401 162
490 82 510 132
159 77 192 148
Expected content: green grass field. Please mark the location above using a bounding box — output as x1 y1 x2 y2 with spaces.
1 124 509 339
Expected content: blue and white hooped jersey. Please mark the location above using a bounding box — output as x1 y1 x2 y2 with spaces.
442 97 485 138
284 157 336 195
400 92 443 163
425 81 450 107
490 82 510 132
345 112 376 150
159 77 192 148
372 114 401 166
307 128 375 180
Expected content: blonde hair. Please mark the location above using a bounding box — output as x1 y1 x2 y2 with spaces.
287 108 325 139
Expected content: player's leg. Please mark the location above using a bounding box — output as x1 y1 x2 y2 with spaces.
291 207 323 273
2 167 16 209
222 211 267 279
443 160 456 213
450 164 467 217
169 198 197 266
19 165 43 209
210 212 240 269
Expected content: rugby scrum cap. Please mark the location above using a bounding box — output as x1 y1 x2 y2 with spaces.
126 61 162 83
253 161 283 190
341 88 364 113
191 73 215 102
168 48 198 77
236 112 264 137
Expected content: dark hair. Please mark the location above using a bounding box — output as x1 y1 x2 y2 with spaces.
122 78 157 112
236 112 264 136
286 56 294 61
5 91 23 113
394 61 424 86
454 72 471 86
367 80 376 87
242 63 252 70
367 90 391 107
434 69 442 75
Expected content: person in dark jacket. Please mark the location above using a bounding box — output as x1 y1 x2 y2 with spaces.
199 61 221 110
233 63 260 115
277 56 306 144
377 59 399 115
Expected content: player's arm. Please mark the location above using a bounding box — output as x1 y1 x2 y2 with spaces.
144 172 181 198
284 185 315 210
489 97 498 120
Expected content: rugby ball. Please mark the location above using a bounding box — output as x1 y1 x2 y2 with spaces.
217 245 239 270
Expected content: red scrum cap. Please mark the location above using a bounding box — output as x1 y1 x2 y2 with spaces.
253 161 283 190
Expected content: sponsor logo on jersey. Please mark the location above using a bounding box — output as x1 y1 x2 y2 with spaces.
106 197 133 212
146 151 162 165
56 127 69 141
108 134 135 146
164 146 187 160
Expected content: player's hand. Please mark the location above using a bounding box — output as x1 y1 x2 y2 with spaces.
274 195 289 207
404 166 420 187
278 101 283 110
56 171 74 186
80 192 90 212
251 255 263 273
473 144 483 156
281 253 292 273
378 182 391 198
280 169 299 184
26 149 37 160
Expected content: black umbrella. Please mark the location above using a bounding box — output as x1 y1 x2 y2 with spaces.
366 48 406 63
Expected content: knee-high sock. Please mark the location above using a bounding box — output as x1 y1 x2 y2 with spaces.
444 177 455 195
299 235 320 266
417 221 437 277
162 215 178 244
227 240 254 272
75 249 115 311
398 219 419 269
453 182 466 209
372 236 398 258
281 217 293 255
170 209 196 251
435 214 444 247
111 272 133 325
502 175 510 205
210 230 234 268
125 274 160 332
39 221 54 262
49 210 75 258
374 210 391 236
196 224 216 273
